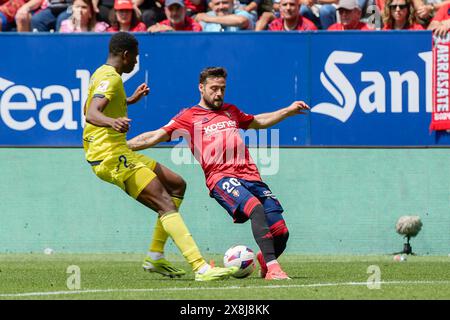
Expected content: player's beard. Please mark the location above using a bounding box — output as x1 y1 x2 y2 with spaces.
204 96 223 110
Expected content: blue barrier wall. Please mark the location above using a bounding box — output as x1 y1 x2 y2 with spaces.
1 32 448 147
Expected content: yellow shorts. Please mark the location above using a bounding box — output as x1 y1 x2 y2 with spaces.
91 150 157 199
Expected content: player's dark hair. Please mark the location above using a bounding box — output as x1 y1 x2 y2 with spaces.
109 32 138 56
199 67 227 84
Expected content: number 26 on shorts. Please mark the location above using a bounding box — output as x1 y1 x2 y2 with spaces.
222 178 241 194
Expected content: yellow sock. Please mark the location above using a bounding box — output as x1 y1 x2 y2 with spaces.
149 196 183 253
159 212 206 272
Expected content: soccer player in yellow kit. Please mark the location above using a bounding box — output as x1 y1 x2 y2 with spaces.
83 32 237 281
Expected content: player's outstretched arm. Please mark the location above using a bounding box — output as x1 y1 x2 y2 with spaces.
127 128 170 151
248 101 310 129
86 97 131 133
127 83 149 105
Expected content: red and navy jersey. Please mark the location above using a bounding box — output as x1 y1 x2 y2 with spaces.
162 103 262 191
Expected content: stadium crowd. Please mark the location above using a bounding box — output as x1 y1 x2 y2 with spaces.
1 0 450 34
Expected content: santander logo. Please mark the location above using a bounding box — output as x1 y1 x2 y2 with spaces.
312 51 362 123
311 50 432 123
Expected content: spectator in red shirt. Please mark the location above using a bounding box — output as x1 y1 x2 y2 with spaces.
382 0 424 30
107 0 147 31
328 0 373 30
428 2 450 37
268 0 317 30
148 0 202 31
0 0 27 31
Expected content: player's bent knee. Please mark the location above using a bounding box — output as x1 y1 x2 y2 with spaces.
154 163 187 196
270 219 289 237
137 178 178 214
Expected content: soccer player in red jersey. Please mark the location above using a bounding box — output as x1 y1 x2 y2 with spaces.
128 67 310 280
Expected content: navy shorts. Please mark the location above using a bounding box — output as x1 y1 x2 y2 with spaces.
211 177 284 223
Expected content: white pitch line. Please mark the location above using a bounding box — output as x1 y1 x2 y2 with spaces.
2 280 450 298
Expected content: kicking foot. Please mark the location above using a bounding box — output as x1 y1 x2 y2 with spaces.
195 266 238 281
143 256 186 278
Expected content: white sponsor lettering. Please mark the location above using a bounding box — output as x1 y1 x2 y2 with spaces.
0 71 90 131
436 44 449 112
0 58 139 133
434 113 450 120
203 120 237 134
312 50 432 122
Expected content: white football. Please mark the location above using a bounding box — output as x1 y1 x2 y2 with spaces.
223 245 256 278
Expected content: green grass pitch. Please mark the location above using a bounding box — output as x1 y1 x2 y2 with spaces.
1 254 450 300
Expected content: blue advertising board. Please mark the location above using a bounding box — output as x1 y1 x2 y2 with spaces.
0 31 447 147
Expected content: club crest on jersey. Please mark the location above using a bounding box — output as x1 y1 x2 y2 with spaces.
224 111 232 118
202 117 210 123
232 189 240 197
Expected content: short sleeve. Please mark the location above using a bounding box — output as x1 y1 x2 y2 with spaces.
162 109 192 141
93 75 122 101
230 105 255 129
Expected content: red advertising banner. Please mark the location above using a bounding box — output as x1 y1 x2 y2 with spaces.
431 37 450 131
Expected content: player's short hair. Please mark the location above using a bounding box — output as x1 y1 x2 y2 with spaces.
109 32 138 56
199 67 227 84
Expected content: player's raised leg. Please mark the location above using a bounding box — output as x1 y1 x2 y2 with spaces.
133 168 237 281
212 177 290 280
247 203 290 280
256 196 290 279
256 214 289 278
143 163 187 277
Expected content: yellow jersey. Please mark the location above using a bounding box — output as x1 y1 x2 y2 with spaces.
83 64 128 162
